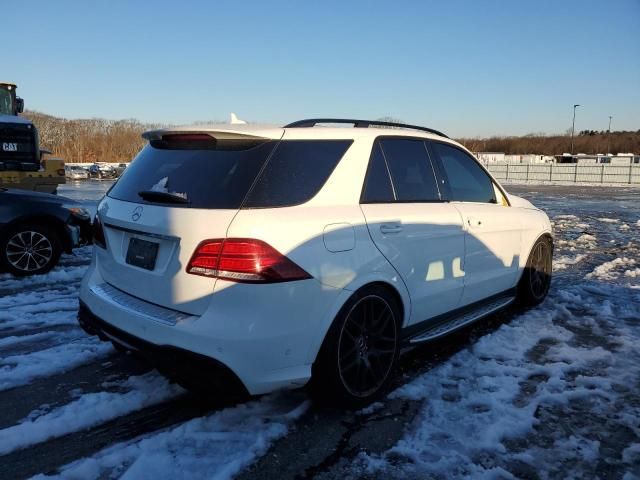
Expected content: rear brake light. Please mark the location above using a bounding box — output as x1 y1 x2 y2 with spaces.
92 215 106 249
186 238 312 283
162 134 213 142
153 133 218 150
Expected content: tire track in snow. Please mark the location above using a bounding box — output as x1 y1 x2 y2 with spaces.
0 329 82 358
0 250 106 392
0 309 80 335
0 354 151 431
0 395 211 480
0 373 183 456
0 337 113 391
32 395 309 480
0 236 309 480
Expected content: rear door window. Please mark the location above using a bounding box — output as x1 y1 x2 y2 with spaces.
243 140 352 208
431 142 496 203
378 138 440 202
361 142 395 203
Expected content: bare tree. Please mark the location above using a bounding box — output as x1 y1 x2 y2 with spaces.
22 110 640 161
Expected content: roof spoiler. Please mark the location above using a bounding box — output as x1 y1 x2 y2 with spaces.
142 126 283 142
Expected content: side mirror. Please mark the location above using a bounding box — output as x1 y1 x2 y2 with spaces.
16 97 24 114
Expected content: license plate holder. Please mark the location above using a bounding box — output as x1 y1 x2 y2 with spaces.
126 238 159 271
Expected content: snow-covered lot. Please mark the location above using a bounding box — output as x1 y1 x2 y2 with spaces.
1 182 639 479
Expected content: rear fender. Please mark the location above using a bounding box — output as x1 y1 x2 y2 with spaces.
304 270 411 365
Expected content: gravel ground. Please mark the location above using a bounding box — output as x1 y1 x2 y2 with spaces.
0 181 638 479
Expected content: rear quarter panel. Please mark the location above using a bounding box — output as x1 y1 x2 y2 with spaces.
225 204 411 365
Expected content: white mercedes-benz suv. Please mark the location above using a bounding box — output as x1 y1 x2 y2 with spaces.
78 118 552 405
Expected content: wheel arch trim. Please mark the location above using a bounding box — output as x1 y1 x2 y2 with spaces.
2 214 70 251
517 231 553 285
305 278 408 366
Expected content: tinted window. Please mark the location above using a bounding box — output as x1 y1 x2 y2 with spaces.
109 141 277 209
361 143 394 203
379 139 440 202
0 88 12 115
433 143 496 203
243 140 352 208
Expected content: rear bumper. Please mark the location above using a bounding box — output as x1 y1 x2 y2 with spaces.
78 301 248 396
78 256 346 395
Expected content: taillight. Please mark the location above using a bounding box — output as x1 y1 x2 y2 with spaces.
92 214 106 249
162 134 213 142
155 133 217 150
186 238 312 283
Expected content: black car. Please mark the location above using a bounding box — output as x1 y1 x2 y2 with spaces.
0 188 92 276
88 164 117 179
114 163 128 177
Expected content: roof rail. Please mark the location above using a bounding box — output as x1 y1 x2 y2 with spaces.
283 118 449 139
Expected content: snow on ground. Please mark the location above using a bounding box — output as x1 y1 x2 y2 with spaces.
1 182 639 479
0 337 112 391
0 247 114 392
587 257 637 281
352 186 640 480
0 246 114 391
0 246 307 478
0 373 182 455
36 396 308 480
355 281 640 479
0 182 310 479
552 253 587 271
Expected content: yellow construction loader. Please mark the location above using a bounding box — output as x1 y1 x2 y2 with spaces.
0 82 65 194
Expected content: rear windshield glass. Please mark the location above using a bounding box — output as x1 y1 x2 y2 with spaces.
108 139 352 209
108 141 278 209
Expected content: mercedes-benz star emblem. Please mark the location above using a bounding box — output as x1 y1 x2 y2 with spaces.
131 206 143 222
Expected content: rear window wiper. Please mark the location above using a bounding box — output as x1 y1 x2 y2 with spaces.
138 190 190 204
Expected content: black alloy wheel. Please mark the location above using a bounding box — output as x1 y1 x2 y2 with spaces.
518 237 553 306
312 285 400 406
338 295 398 398
529 240 552 300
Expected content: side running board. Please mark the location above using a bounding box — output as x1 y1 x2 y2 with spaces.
405 293 516 345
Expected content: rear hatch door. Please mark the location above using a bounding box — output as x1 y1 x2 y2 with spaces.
96 127 283 315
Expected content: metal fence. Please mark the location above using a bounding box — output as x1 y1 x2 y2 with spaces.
485 163 640 185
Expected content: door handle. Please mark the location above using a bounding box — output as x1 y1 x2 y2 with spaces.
467 217 482 228
380 224 403 234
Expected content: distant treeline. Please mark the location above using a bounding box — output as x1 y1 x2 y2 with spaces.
24 111 159 163
23 110 640 162
457 130 640 156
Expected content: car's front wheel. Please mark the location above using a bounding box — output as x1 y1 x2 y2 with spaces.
312 285 400 407
0 223 62 276
517 236 553 306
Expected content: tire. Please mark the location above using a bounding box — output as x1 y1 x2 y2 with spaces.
111 340 130 354
0 223 63 276
517 236 553 307
311 285 401 407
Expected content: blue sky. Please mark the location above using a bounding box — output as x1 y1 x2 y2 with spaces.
5 0 639 137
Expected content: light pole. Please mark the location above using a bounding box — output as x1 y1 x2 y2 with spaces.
570 104 580 155
606 115 612 156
